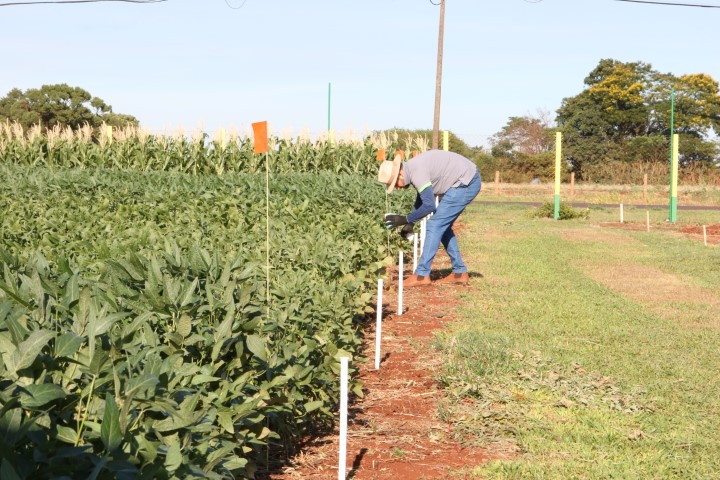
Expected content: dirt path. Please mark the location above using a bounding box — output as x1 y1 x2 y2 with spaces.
270 251 502 479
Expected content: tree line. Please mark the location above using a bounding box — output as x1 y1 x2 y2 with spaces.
3 59 719 184
487 58 720 183
0 83 138 131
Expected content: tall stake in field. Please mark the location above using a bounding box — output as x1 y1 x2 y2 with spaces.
670 133 679 223
252 121 271 311
554 132 562 220
668 89 678 222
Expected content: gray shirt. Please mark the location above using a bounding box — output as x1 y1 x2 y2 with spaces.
402 150 478 195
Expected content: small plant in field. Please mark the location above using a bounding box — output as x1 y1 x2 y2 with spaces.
528 201 589 220
390 447 407 459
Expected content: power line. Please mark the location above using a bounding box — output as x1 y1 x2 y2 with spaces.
616 0 720 7
0 0 166 6
224 0 246 8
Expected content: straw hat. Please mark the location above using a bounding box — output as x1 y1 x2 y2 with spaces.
377 154 402 193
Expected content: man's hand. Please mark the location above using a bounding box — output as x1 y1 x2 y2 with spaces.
399 223 415 240
384 214 408 229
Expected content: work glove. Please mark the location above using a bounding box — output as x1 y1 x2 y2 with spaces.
384 214 409 229
399 223 415 241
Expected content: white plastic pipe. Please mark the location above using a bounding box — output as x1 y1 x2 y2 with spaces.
620 203 624 223
413 232 418 272
375 279 383 370
338 356 349 480
704 225 708 246
398 251 404 316
420 219 426 255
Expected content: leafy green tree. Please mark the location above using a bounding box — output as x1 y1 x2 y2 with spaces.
0 84 139 131
491 111 554 156
489 111 556 181
556 59 720 179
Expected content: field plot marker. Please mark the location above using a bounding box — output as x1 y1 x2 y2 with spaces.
620 204 624 223
398 251 404 315
338 356 349 480
252 121 271 310
646 211 650 232
375 279 383 370
704 225 708 246
413 234 418 272
554 132 562 220
669 133 679 222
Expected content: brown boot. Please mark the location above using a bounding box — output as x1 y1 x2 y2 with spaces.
436 272 470 285
403 274 431 287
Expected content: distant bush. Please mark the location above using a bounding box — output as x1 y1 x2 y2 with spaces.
528 201 589 220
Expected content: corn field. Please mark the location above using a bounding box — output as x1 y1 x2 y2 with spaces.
0 122 430 176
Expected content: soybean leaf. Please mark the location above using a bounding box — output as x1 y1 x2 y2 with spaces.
55 331 85 358
18 383 67 409
101 394 122 452
56 425 77 444
177 277 198 308
303 400 324 413
177 313 192 337
8 329 54 374
164 434 183 473
246 335 267 363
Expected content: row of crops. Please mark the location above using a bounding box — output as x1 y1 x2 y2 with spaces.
0 160 413 478
0 122 430 176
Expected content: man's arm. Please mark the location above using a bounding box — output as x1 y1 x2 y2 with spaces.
406 185 436 223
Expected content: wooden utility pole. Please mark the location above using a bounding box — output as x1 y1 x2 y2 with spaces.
432 0 445 150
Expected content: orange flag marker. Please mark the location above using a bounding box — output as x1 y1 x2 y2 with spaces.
252 121 268 154
376 149 386 161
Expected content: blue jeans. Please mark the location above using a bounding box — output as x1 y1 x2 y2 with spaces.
415 173 481 276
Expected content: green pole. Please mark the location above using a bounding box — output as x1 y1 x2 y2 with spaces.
327 82 331 131
668 89 676 222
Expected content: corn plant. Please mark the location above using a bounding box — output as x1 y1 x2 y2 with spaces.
0 121 405 176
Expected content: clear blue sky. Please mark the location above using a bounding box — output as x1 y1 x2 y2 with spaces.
2 0 718 147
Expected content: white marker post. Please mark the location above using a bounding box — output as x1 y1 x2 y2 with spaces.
704 225 708 246
620 204 624 223
375 279 383 370
413 233 418 273
338 356 349 480
646 211 650 232
398 251 404 316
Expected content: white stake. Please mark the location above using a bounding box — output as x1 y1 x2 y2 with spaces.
646 211 650 232
338 356 349 480
375 279 383 370
703 225 708 246
413 233 418 273
398 251 404 316
420 219 427 255
620 203 624 223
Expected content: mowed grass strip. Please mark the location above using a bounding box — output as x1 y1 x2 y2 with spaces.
435 203 720 479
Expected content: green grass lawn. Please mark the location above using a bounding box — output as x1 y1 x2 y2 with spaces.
435 201 720 479
478 181 720 207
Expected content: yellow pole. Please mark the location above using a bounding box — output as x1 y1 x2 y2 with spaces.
554 132 562 220
443 130 449 151
670 133 679 222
